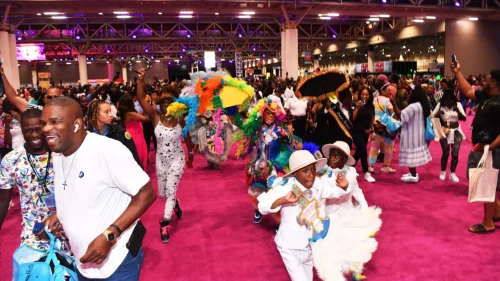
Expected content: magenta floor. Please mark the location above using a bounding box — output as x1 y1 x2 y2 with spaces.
1 117 499 281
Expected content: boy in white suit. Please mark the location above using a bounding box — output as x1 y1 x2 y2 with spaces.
258 150 348 281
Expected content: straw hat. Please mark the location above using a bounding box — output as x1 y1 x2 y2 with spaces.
283 150 327 178
322 141 356 166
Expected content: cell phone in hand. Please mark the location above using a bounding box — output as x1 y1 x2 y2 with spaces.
452 55 457 68
33 222 45 234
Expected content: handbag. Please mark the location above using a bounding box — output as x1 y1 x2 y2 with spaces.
374 98 401 139
13 228 78 281
468 145 499 203
431 117 446 141
424 116 435 141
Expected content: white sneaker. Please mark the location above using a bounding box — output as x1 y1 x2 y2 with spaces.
449 173 459 183
401 173 419 183
364 172 376 183
439 171 446 181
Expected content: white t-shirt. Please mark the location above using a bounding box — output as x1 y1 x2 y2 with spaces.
284 97 308 117
10 118 25 149
53 132 150 278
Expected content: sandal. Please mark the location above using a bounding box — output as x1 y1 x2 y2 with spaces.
468 223 495 234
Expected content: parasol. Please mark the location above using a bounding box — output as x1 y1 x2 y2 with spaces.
296 70 350 102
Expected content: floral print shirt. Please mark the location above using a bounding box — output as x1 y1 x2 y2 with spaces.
0 146 71 254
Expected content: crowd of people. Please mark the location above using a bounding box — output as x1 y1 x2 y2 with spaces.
0 59 499 281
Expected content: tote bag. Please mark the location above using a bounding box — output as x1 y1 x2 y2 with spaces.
374 98 401 139
424 116 435 141
468 145 499 203
13 228 78 281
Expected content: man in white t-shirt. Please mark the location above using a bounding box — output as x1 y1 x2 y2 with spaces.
40 96 156 281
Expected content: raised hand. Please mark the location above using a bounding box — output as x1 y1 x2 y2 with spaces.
138 68 146 81
284 190 301 204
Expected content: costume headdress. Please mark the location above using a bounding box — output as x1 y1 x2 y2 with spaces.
165 95 199 138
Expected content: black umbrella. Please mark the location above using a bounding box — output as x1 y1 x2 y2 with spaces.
296 70 350 101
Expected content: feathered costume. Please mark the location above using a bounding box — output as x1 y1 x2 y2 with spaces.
233 98 319 201
191 72 254 167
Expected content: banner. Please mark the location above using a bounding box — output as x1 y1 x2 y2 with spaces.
304 52 313 65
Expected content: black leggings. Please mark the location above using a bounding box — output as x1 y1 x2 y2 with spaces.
353 132 369 173
143 121 157 152
440 131 463 173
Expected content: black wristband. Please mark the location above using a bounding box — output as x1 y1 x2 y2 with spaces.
110 224 122 236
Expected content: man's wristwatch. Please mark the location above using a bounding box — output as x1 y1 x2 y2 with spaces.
103 230 116 243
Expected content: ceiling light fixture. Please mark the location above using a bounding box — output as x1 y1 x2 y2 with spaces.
98 12 103 15
426 16 436 19
117 15 131 19
468 17 478 21
366 21 370 24
370 15 379 18
156 60 161 63
368 18 380 21
379 14 390 18
37 13 42 16
179 11 193 14
238 15 251 19
179 15 192 18
240 11 255 15
215 12 219 15
51 16 67 19
44 12 61 15
455 1 461 6
113 11 129 15
413 19 424 23
158 12 163 15
319 16 331 20
327 13 339 17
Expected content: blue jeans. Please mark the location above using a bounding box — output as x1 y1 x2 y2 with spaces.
76 249 144 281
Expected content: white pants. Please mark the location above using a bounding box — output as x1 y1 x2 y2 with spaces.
278 246 313 281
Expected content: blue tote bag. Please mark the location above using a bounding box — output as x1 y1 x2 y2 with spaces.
13 228 78 281
424 116 435 141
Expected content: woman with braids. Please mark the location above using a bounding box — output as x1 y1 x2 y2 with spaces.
136 68 196 244
86 99 142 168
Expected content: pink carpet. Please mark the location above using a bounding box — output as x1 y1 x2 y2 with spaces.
1 117 499 281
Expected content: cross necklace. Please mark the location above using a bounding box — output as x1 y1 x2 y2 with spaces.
61 151 79 190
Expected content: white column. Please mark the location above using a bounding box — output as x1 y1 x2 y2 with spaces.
0 31 13 83
122 66 128 83
31 69 37 87
280 25 287 78
107 62 114 82
368 50 375 73
9 33 20 90
284 27 298 80
78 55 88 85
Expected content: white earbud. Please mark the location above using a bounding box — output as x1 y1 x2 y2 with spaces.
74 124 80 133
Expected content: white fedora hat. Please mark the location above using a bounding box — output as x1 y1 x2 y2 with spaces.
283 150 327 178
322 141 356 166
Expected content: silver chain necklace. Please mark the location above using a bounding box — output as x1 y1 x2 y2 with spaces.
61 151 79 190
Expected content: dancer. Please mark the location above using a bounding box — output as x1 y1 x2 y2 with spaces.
352 88 376 183
117 95 149 170
136 69 195 243
432 90 466 182
318 141 381 280
86 99 143 168
400 86 432 183
197 110 232 169
234 98 318 224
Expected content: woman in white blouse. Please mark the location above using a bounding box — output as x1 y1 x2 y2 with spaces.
432 90 467 182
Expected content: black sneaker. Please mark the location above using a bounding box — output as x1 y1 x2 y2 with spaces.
174 199 183 219
159 220 171 243
253 210 262 224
